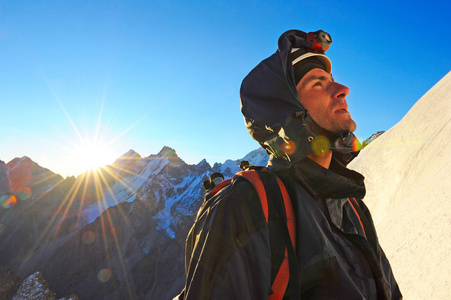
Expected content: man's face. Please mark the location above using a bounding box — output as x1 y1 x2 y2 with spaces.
296 68 357 134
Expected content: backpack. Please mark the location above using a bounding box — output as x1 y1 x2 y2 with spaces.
199 162 300 300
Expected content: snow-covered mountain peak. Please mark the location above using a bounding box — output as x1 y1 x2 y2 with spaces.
196 158 210 168
120 149 141 159
211 147 270 179
113 149 141 166
156 146 178 158
350 71 451 221
241 147 269 166
349 71 451 299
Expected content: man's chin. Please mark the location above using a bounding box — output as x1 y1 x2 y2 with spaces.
347 121 357 133
330 121 356 135
340 118 357 133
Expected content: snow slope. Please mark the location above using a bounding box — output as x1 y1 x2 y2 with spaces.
349 71 451 299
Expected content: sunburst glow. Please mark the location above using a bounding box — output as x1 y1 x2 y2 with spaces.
71 140 116 172
9 64 153 300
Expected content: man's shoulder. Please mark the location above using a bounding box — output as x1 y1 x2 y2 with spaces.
208 177 260 212
210 170 290 209
195 176 268 230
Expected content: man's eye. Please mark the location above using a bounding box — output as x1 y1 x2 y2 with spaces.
313 81 322 87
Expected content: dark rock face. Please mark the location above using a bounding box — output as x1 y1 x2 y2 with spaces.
0 265 22 300
0 147 269 300
6 157 63 201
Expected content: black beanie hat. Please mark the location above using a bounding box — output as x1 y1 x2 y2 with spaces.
293 56 328 85
289 48 332 86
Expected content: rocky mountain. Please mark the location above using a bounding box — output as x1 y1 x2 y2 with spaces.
7 156 63 200
0 265 78 300
361 130 385 148
0 265 21 300
0 147 269 299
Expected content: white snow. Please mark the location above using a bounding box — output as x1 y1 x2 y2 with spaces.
241 147 270 167
154 173 204 238
81 155 169 223
349 71 451 299
12 272 57 300
213 148 269 177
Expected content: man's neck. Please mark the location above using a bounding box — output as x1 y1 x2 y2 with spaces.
308 150 333 169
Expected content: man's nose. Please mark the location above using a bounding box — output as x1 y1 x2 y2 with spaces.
332 83 350 100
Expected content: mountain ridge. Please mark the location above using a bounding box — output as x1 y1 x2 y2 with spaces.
0 146 270 299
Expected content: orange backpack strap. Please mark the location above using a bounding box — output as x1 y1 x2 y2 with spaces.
234 170 298 300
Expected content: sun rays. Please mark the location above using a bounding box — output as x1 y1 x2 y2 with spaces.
3 110 168 299
10 148 151 299
1 71 159 299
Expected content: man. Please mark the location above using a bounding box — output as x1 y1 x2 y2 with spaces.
176 29 401 299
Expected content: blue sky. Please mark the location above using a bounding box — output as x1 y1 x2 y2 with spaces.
1 0 450 177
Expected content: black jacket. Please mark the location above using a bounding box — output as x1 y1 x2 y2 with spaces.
176 157 401 299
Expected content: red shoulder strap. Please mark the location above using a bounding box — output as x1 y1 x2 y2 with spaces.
234 170 295 300
210 179 233 197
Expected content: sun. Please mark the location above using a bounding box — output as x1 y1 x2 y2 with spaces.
71 140 116 173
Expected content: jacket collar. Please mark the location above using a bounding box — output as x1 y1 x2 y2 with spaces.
276 157 366 199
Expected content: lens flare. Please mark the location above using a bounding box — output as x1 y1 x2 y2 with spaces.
281 140 296 155
82 230 96 244
16 186 32 201
9 159 32 194
352 137 362 152
97 268 112 283
0 195 17 209
311 135 330 156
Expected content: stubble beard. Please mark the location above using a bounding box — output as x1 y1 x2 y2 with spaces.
307 110 357 139
327 114 357 135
